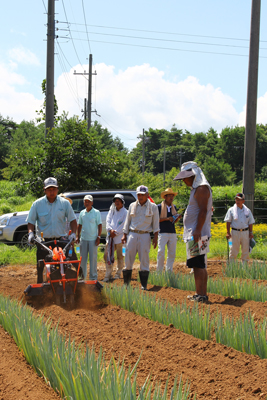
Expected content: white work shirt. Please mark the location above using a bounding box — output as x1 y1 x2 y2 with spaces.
224 205 255 229
123 200 159 234
106 207 127 244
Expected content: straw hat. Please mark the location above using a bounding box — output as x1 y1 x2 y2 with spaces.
161 188 178 199
59 193 73 205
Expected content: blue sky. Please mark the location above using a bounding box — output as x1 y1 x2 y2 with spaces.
1 0 267 149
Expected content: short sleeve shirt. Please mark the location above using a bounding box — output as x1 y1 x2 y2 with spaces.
224 206 255 229
26 195 76 238
78 207 102 241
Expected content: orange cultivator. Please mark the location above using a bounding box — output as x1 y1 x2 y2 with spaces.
24 236 102 307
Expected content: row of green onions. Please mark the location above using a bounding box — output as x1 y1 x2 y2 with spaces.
0 293 195 400
104 284 267 359
148 271 267 302
222 260 267 280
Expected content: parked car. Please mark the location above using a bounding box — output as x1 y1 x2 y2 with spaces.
0 190 137 248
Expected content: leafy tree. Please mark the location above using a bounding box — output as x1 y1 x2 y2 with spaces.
35 79 59 125
4 116 123 196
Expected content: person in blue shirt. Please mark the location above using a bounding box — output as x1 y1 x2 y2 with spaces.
27 177 77 283
76 195 102 280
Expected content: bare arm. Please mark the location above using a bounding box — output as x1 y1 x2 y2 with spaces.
76 224 82 243
193 185 210 242
226 222 231 239
28 222 35 234
249 223 253 239
70 219 77 235
95 224 102 246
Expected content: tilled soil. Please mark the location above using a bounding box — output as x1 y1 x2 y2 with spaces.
0 260 267 399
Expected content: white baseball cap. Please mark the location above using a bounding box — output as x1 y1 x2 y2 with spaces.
84 194 93 201
44 177 58 189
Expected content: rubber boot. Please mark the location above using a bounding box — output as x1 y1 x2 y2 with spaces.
123 269 132 286
113 266 123 280
103 264 113 282
139 270 149 290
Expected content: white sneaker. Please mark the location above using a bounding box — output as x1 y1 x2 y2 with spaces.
113 273 121 280
189 268 194 274
103 276 111 282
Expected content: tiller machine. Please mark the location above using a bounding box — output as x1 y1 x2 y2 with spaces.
24 235 102 306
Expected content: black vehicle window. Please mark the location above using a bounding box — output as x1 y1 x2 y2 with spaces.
70 193 136 212
123 194 136 209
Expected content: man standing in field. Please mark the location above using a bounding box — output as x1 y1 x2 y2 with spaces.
27 177 77 283
174 162 212 302
156 188 181 272
224 193 255 263
122 185 159 290
76 195 102 280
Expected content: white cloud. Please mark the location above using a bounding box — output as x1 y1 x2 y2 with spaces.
55 63 240 147
8 46 40 66
0 63 42 122
239 91 267 127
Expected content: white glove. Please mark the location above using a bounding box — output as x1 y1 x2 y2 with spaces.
68 232 76 242
28 232 34 244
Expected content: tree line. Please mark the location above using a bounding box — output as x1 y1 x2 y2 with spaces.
1 113 267 201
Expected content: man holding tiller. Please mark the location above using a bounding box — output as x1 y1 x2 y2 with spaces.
27 177 77 283
224 193 255 263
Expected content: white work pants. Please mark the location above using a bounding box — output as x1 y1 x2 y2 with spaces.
230 230 250 262
156 233 177 272
125 232 151 271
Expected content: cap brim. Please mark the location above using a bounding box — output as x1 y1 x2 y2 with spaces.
173 170 195 180
44 185 58 189
136 191 148 195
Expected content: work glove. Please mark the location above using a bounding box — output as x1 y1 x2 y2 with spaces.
68 232 76 242
28 232 34 244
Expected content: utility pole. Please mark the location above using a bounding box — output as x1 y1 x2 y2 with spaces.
88 54 92 131
179 147 185 170
74 54 97 131
84 98 87 120
45 0 55 137
142 128 145 176
243 0 261 214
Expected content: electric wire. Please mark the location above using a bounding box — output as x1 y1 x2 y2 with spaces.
81 0 92 53
42 0 47 13
58 29 254 50
97 115 136 149
57 21 267 44
67 38 259 58
61 0 85 69
56 40 83 109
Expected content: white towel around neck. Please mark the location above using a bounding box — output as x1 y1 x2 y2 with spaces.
233 203 250 220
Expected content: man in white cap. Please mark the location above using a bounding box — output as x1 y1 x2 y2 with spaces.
174 162 212 302
76 195 102 280
103 194 128 282
224 193 255 263
157 188 181 272
27 177 77 283
122 185 159 290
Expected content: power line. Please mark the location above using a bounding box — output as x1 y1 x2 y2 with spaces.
81 0 92 53
56 40 82 109
57 21 255 42
61 0 85 69
66 37 257 58
57 28 254 50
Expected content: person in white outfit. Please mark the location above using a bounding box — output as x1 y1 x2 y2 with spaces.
103 194 128 282
122 185 159 290
224 193 255 263
156 188 181 272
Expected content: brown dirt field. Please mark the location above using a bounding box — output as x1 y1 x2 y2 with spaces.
0 260 267 399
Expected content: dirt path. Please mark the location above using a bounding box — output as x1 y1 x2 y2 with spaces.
0 261 267 399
